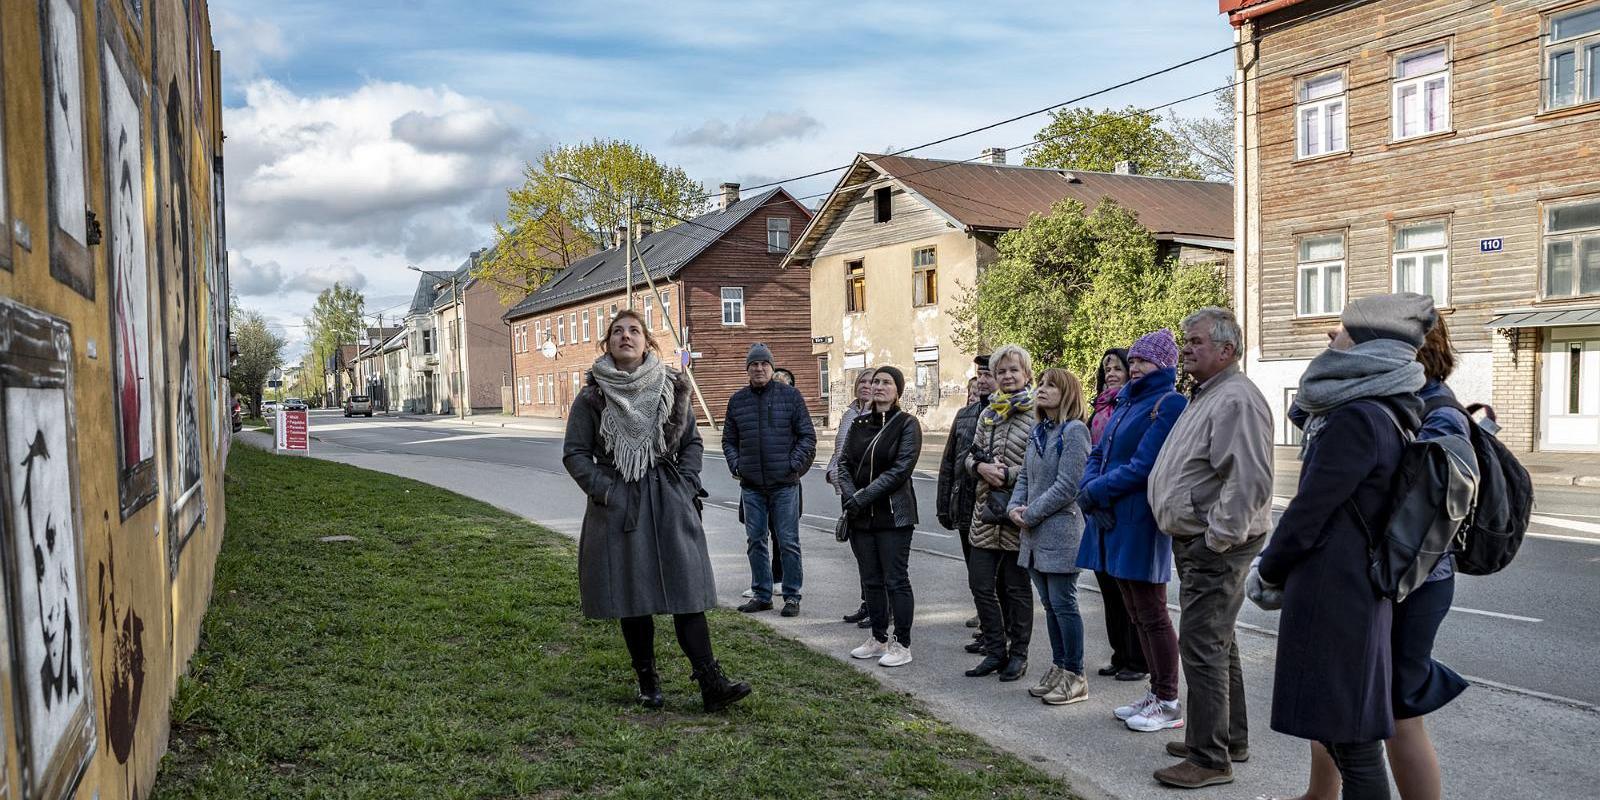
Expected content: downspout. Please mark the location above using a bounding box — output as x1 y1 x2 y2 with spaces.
1234 20 1258 376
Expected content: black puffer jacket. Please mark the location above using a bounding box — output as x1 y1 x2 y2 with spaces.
838 407 922 530
937 401 983 531
722 381 817 489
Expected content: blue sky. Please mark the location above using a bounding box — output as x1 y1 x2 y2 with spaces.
215 0 1237 356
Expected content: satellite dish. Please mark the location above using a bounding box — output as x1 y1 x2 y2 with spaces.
541 340 557 359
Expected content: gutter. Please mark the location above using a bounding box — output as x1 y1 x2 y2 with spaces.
1227 0 1306 25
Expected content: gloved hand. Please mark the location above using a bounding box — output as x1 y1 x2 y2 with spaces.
1246 556 1284 611
937 513 954 531
841 494 861 516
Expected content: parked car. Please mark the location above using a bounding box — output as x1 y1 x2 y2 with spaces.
231 400 243 432
283 397 308 411
343 395 374 417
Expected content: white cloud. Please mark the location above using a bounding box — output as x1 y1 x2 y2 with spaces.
229 253 288 296
669 111 822 150
212 11 289 85
296 263 369 294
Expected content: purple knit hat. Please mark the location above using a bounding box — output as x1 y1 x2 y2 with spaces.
1128 329 1179 371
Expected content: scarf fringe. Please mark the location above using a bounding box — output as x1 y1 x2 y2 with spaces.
591 354 675 482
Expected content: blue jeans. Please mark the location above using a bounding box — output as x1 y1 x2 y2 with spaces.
1030 569 1084 674
743 485 802 602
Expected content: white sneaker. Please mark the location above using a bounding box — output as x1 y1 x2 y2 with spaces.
878 640 913 668
1029 665 1063 698
1114 691 1159 721
1126 698 1185 732
741 588 755 598
850 637 888 660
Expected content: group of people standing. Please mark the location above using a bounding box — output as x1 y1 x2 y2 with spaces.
561 296 1467 800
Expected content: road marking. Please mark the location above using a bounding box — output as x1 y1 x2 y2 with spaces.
398 433 506 445
1530 513 1600 537
1450 607 1543 623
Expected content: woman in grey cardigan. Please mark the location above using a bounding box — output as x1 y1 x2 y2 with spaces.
1009 368 1093 705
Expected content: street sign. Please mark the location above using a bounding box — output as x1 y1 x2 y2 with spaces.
276 408 310 455
811 336 834 344
1480 238 1504 253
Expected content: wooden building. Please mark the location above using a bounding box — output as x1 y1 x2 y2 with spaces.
1223 0 1600 452
504 186 817 423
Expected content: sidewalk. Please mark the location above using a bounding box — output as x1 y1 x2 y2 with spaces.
1274 445 1600 488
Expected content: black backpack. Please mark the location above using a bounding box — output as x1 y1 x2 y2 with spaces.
1353 402 1478 603
1436 400 1533 576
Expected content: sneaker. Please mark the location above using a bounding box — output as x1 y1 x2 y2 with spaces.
1028 665 1063 698
850 637 888 660
741 588 756 598
737 598 773 613
1043 671 1089 705
780 600 800 617
1127 699 1185 732
1114 691 1159 721
878 640 913 668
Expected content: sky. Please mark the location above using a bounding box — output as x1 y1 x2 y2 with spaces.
215 0 1238 361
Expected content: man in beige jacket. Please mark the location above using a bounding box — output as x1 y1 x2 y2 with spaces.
1146 307 1275 790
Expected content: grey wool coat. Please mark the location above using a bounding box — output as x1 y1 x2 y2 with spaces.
1008 419 1092 573
562 371 719 620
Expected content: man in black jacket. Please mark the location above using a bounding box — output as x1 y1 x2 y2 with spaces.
723 343 817 616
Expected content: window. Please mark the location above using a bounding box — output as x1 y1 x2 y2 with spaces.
422 329 435 354
572 372 581 398
1297 232 1346 316
874 187 892 223
913 347 940 405
818 355 830 400
557 316 566 344
1546 4 1600 109
912 247 938 306
581 310 591 342
644 297 655 330
1296 71 1347 159
721 287 745 325
1393 47 1449 140
845 260 867 313
1284 388 1304 446
661 290 672 330
537 375 545 404
570 313 578 342
609 303 618 320
1393 221 1450 304
767 217 791 253
1545 196 1600 297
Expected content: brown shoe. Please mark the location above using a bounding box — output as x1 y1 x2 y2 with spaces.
1153 760 1234 789
1164 740 1249 763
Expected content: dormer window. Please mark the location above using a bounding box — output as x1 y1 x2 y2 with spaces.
874 187 892 223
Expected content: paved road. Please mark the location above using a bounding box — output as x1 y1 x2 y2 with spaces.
305 410 1600 706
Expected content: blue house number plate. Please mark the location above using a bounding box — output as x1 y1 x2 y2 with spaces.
1480 238 1504 253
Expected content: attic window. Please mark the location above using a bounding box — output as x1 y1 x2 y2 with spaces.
874 187 892 224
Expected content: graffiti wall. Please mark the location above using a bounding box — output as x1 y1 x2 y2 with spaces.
0 0 228 797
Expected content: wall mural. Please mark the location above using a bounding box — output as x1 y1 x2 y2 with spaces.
0 299 98 800
97 544 145 766
160 78 205 572
41 0 95 298
0 8 12 273
102 22 159 518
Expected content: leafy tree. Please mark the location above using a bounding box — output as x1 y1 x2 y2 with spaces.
302 283 365 401
950 199 1228 378
1024 107 1204 179
229 307 286 416
1168 84 1235 182
477 139 705 302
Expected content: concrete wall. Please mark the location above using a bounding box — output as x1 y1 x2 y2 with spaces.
0 0 227 797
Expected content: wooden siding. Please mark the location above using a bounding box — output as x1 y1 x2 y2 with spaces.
813 182 957 258
1249 0 1600 360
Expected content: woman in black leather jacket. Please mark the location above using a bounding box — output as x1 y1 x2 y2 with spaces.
837 366 923 668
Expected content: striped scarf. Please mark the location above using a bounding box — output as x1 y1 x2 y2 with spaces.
980 385 1035 427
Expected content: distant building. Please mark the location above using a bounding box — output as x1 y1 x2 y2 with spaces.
430 249 523 415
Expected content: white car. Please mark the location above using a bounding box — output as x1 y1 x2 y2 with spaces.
262 401 280 413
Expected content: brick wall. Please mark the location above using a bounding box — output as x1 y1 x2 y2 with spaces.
1490 327 1539 452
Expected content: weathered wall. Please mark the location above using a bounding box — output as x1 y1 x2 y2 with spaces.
0 0 227 797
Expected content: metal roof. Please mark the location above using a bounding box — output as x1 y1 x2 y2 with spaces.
503 187 801 320
408 270 455 316
1486 306 1600 329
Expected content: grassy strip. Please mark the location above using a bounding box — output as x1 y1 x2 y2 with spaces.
152 443 1078 800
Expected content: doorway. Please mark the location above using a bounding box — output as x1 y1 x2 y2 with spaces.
1542 327 1600 451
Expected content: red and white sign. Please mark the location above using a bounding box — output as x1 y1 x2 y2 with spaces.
276 409 310 454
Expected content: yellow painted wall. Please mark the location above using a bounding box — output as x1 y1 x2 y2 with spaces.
1 0 227 797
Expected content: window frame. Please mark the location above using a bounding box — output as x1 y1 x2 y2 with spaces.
1544 3 1600 111
845 259 867 313
818 355 830 400
720 286 745 326
581 310 591 342
1391 219 1452 306
913 347 940 406
1295 69 1349 160
1541 194 1600 299
767 217 791 253
557 315 566 345
1391 45 1452 141
661 289 672 330
1295 230 1348 318
874 186 892 224
912 246 938 307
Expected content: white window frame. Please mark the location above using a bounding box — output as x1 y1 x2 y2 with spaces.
1296 70 1348 160
767 217 791 253
1543 195 1600 299
1296 232 1346 317
569 313 578 342
721 287 745 326
1392 46 1451 141
912 246 938 307
581 310 591 342
644 296 655 330
1392 220 1451 306
557 316 566 344
661 290 672 330
1545 3 1600 110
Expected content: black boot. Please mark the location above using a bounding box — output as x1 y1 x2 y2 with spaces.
634 666 664 709
842 604 870 624
692 661 751 712
998 655 1028 683
965 654 1005 677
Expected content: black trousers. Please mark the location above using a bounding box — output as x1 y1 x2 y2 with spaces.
1323 740 1391 800
967 546 1032 658
1094 569 1147 672
619 613 714 672
850 526 914 646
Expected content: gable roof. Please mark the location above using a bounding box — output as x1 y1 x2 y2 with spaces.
785 153 1232 266
408 269 455 316
503 187 804 320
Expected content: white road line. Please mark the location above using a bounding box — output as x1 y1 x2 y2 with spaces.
1529 513 1600 537
1527 531 1600 545
1451 607 1543 623
398 433 505 445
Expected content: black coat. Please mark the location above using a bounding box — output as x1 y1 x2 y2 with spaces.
936 401 982 531
838 407 922 530
1260 398 1414 744
721 381 817 489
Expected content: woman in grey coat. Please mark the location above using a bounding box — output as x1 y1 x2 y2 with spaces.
1009 368 1093 706
562 310 751 713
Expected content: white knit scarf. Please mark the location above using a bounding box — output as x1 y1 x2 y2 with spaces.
590 352 674 482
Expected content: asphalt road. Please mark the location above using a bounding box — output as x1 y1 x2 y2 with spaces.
303 410 1600 707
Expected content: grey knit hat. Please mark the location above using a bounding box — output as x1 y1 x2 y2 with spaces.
1342 292 1437 349
746 343 774 368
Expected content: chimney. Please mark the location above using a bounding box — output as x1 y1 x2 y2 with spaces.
981 147 1007 165
720 182 741 210
615 224 628 249
1115 160 1137 175
636 217 655 240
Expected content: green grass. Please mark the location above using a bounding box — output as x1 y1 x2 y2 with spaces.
151 444 1079 800
241 416 269 431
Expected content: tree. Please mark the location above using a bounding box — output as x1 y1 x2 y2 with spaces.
229 307 285 416
950 198 1229 377
476 139 706 302
302 283 365 402
1024 107 1204 179
1169 84 1235 182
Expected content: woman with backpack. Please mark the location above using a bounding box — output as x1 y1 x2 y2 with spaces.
1009 368 1094 705
838 366 923 668
1250 293 1436 800
1076 330 1188 733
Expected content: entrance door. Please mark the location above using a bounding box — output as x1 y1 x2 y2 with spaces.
1542 327 1600 451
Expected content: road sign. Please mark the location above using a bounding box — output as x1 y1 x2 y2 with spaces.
276 409 310 454
1480 238 1504 253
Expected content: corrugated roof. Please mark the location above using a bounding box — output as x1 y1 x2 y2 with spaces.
503 187 799 320
1486 306 1600 329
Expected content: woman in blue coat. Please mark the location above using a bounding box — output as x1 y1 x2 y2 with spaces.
1076 329 1188 733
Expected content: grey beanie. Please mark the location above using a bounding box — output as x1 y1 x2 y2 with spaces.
1342 292 1438 349
746 343 774 368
